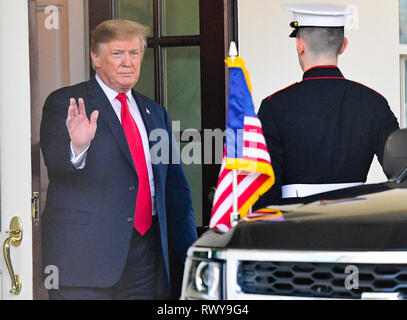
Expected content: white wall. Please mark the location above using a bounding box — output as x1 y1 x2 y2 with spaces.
238 0 401 183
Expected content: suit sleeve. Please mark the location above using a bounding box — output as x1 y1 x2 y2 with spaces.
40 90 77 177
254 98 284 209
163 110 197 263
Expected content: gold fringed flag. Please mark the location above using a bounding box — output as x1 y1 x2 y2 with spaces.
209 56 275 232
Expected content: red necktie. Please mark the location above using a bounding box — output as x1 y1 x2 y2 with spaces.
117 93 152 235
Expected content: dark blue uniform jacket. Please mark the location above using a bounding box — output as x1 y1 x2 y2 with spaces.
255 66 399 208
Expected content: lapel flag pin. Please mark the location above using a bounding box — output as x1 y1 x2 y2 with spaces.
146 108 150 115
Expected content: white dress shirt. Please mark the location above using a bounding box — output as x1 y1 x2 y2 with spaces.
70 75 156 215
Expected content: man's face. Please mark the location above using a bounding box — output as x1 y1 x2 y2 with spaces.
91 38 143 93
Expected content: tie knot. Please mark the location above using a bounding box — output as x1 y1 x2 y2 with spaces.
116 93 127 103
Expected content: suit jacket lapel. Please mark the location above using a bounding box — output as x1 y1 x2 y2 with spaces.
87 78 135 170
132 91 157 143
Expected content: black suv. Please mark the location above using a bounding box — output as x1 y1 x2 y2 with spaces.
181 129 407 300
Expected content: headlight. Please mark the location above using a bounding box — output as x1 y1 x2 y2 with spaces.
181 257 223 300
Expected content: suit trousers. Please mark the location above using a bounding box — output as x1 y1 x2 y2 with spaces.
47 216 170 300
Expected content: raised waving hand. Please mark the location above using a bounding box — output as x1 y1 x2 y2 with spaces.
66 98 99 156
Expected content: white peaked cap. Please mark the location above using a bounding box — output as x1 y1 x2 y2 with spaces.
282 3 352 37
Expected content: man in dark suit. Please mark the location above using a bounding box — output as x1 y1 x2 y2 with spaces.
255 3 399 208
40 19 197 299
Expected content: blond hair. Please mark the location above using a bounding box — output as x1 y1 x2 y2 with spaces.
90 19 149 54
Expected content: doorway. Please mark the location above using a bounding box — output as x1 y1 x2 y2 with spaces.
29 0 236 299
88 0 237 230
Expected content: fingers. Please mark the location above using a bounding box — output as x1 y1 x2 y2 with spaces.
66 97 98 126
70 98 79 117
67 98 78 122
90 110 99 126
67 104 75 121
67 99 76 125
67 98 87 119
78 98 86 115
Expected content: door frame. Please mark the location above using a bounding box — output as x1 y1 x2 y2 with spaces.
88 0 237 231
29 0 49 300
0 0 34 300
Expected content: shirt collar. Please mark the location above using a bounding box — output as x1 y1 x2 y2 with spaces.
302 65 345 80
95 74 133 103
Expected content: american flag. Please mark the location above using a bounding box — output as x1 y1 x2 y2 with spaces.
209 56 275 232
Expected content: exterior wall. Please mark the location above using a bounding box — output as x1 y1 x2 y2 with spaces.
238 0 401 183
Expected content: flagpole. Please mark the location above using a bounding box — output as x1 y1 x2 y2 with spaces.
231 169 239 223
229 41 240 227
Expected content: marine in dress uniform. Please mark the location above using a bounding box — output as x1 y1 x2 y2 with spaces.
255 3 399 208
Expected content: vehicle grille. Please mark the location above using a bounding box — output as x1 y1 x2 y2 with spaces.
237 261 407 299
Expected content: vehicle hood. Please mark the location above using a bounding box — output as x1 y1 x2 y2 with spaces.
195 184 407 251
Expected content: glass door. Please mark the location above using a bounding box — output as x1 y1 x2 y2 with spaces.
88 0 236 230
117 0 203 226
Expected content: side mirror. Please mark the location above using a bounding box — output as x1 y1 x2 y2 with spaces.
383 128 407 180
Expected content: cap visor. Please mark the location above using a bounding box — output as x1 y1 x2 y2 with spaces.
289 29 298 37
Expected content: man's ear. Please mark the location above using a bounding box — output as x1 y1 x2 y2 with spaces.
91 51 101 69
339 37 348 55
296 37 306 57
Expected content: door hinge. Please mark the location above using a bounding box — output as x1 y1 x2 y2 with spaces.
31 192 39 223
